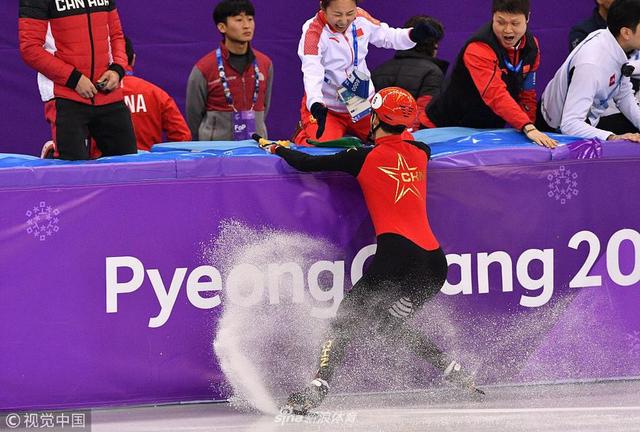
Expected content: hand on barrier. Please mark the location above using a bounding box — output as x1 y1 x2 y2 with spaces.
40 140 55 159
523 124 558 149
252 133 291 154
410 22 442 43
608 132 640 143
310 103 329 139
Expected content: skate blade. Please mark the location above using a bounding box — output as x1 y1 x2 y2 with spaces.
473 386 486 396
280 404 318 417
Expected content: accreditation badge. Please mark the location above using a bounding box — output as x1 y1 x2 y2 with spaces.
338 70 372 123
232 110 257 141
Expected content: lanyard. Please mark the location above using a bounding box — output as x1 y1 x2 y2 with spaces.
504 58 523 73
352 23 358 67
216 48 260 111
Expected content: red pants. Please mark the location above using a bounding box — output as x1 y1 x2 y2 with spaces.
293 97 371 146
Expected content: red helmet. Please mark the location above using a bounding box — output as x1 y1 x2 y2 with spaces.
370 87 418 127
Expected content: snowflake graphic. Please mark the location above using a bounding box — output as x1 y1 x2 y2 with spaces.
26 201 60 241
547 166 579 205
627 331 640 357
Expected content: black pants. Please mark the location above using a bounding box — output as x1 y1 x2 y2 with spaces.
314 234 450 384
534 100 556 133
597 113 639 135
47 98 136 160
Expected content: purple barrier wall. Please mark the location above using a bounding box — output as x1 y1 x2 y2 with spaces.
1 152 640 412
1 0 593 155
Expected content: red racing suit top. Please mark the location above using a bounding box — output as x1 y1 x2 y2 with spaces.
275 135 439 251
122 74 191 151
19 0 127 106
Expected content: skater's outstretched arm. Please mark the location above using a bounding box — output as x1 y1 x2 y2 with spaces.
271 146 371 176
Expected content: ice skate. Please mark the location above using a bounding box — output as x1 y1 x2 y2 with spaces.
281 378 329 416
443 359 485 397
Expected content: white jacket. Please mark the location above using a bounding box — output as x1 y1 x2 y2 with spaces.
601 53 640 117
298 8 415 113
540 29 640 140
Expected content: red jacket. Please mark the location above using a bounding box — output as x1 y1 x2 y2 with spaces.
194 42 272 112
19 0 127 106
425 24 539 130
122 75 191 151
463 39 540 130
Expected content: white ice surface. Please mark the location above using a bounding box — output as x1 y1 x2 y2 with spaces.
89 380 640 432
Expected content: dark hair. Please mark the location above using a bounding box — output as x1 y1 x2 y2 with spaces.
492 0 530 16
320 0 360 9
608 0 640 37
378 120 407 134
124 36 134 67
403 15 444 57
213 0 255 25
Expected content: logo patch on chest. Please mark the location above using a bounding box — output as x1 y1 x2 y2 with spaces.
378 153 424 204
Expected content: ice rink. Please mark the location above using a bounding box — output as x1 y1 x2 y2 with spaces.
90 379 640 432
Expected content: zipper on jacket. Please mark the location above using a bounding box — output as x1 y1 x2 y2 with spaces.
86 7 96 105
342 33 355 67
481 62 498 98
242 76 246 109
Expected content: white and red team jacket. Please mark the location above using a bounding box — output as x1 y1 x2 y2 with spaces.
298 8 416 113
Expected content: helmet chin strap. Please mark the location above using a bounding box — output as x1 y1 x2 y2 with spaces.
368 113 382 142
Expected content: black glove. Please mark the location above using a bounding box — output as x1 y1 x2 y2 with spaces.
410 22 441 43
310 102 329 139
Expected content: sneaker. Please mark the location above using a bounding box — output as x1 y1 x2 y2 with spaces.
443 360 485 396
282 378 330 415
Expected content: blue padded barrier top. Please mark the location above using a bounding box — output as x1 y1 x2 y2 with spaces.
0 128 632 175
151 140 258 153
424 129 581 157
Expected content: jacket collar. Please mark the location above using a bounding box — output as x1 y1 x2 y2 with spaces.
317 10 346 34
601 29 630 64
218 41 256 63
375 134 406 147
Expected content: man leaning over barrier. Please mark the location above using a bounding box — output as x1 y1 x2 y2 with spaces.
538 0 640 142
424 0 558 149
